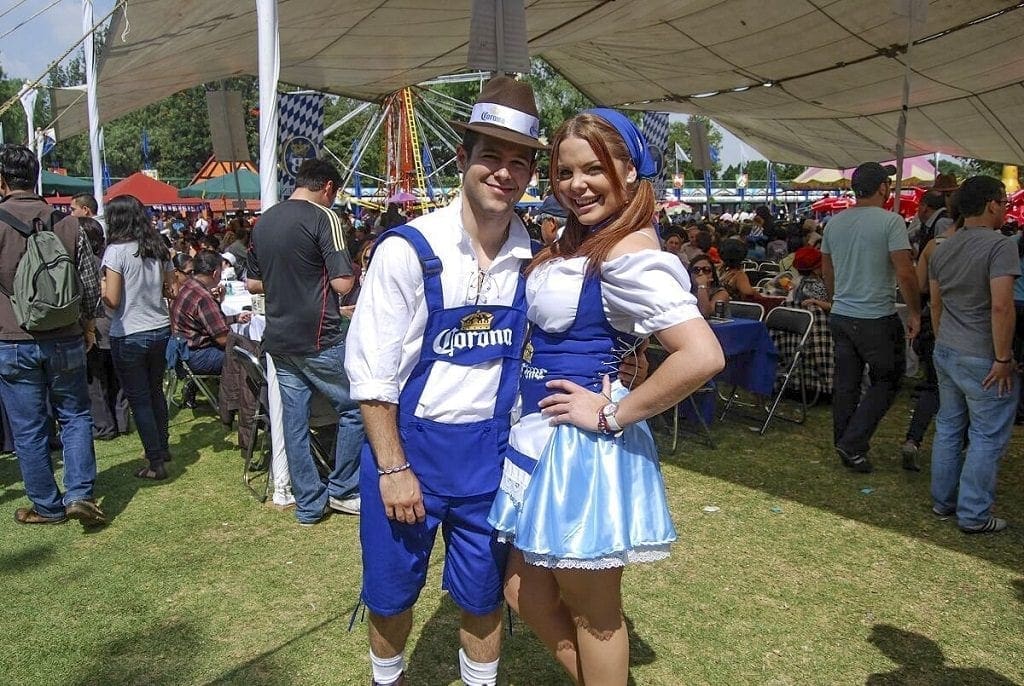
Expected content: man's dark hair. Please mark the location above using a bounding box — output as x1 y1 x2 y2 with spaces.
0 144 39 191
191 249 221 276
294 158 341 193
72 193 99 214
957 176 1004 218
921 190 946 211
203 235 221 251
695 230 713 252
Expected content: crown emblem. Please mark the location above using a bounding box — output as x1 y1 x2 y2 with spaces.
460 311 494 331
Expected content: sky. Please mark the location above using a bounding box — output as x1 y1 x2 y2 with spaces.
3 0 760 166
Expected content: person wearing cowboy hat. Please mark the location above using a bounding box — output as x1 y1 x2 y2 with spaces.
345 76 546 686
913 173 959 253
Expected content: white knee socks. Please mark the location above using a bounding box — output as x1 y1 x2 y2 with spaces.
369 650 404 685
459 648 499 686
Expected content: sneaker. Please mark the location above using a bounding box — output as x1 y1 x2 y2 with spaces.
837 447 873 473
931 505 955 517
329 495 361 515
900 440 921 472
65 499 107 526
960 517 1007 534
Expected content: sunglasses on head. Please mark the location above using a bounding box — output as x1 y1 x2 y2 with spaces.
691 266 714 274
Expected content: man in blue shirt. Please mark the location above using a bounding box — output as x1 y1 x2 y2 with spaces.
821 162 920 473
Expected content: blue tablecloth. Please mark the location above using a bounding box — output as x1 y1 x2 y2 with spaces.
710 318 778 396
678 318 778 427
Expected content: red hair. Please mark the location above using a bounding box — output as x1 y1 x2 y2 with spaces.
527 113 656 275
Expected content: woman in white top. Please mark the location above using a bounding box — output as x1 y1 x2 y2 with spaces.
101 195 174 480
488 110 724 685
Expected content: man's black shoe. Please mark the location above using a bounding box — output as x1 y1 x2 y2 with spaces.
837 447 873 473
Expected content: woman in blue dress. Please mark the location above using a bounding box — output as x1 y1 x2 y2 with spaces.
489 110 724 684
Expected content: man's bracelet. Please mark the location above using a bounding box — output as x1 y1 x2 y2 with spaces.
377 462 412 476
995 357 1013 364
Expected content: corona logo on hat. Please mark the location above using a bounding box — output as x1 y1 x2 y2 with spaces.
450 76 547 150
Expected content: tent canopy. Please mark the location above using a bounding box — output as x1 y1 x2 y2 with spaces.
41 169 94 195
180 169 260 199
50 1 1024 167
104 172 204 206
790 155 937 190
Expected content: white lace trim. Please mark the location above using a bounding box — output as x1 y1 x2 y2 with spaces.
515 544 672 569
498 458 533 503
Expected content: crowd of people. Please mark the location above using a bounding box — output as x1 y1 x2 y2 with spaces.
2 70 1023 685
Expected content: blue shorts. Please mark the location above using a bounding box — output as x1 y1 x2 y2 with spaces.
359 444 509 617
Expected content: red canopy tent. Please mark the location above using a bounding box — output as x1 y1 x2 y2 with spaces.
104 172 206 210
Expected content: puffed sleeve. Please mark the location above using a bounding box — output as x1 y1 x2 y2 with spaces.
344 235 422 403
600 249 702 335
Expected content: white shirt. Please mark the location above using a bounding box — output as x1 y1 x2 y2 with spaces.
508 251 702 459
345 196 534 423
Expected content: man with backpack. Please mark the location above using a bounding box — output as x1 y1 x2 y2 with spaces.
0 144 105 526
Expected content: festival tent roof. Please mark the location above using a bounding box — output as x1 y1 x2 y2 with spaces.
179 170 261 200
41 169 94 195
188 157 258 186
48 1 1024 167
789 155 937 190
104 172 204 206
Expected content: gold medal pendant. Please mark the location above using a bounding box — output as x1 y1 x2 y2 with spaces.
523 341 534 364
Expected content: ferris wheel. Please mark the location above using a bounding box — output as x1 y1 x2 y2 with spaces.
326 73 486 211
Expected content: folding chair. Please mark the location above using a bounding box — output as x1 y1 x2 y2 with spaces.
646 343 716 449
231 346 336 501
727 300 765 321
758 306 814 435
232 345 273 501
744 268 768 285
165 335 220 414
741 259 759 270
756 278 773 289
759 262 781 274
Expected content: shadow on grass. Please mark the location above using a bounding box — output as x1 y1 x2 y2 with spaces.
864 623 1016 685
1012 579 1024 604
205 615 340 685
660 396 1024 574
0 543 55 573
0 454 26 505
407 597 656 684
92 413 228 526
70 618 206 686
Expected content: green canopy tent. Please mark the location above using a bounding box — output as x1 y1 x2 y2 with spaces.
41 170 94 195
179 169 260 200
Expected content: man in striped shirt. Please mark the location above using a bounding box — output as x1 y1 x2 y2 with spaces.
247 159 363 525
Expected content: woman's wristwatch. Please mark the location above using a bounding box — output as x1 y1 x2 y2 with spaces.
598 402 624 436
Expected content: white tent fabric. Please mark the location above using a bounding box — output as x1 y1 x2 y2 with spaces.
52 0 1024 167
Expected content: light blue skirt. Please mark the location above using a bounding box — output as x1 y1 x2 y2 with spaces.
489 419 677 569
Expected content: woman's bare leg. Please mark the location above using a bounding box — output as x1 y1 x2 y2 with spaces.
553 567 628 686
505 549 583 683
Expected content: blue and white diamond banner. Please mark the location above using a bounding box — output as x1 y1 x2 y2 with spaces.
277 93 325 199
642 111 670 200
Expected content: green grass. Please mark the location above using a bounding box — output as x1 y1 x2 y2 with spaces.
1 389 1022 685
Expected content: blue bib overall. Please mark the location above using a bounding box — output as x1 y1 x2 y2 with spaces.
360 224 529 616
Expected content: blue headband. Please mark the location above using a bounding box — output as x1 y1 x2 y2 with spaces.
583 108 659 180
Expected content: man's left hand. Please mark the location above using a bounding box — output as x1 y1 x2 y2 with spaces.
905 312 921 340
983 360 1016 396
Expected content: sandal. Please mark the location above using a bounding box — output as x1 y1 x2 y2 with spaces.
14 507 67 525
135 465 168 481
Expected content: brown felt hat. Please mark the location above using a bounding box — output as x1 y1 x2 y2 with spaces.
450 76 547 150
930 173 960 192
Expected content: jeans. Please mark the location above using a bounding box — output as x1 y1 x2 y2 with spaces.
112 326 170 467
830 313 905 455
187 346 224 375
0 336 97 518
930 344 1018 527
273 343 363 523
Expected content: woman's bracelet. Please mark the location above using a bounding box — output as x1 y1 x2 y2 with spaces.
995 357 1013 364
377 462 412 476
